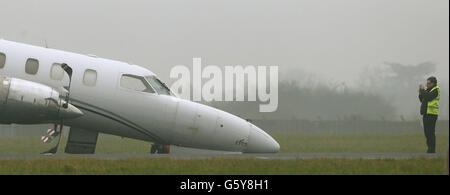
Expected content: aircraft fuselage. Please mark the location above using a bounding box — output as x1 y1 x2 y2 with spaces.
0 39 279 153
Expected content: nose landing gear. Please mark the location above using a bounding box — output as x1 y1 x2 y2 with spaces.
150 144 170 154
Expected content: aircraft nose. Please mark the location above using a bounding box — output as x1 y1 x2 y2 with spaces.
245 126 280 153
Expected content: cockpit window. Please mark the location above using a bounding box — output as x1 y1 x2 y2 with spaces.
120 74 155 93
145 76 172 96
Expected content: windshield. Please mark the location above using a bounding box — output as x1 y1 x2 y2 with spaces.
145 76 172 96
120 74 155 93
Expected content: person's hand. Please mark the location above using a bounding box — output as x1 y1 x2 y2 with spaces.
419 84 425 92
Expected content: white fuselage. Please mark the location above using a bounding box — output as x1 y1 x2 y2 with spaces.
0 39 279 153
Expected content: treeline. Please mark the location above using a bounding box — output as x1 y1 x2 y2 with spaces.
205 62 449 121
206 80 395 121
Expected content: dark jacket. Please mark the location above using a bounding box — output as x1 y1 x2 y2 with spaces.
418 87 439 115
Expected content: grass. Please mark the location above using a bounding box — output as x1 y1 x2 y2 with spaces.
0 133 448 175
0 133 448 154
0 158 447 175
273 133 449 154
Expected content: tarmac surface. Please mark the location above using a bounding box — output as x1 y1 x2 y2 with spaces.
0 146 446 160
0 153 446 160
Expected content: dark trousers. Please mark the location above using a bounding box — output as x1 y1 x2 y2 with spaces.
423 114 438 153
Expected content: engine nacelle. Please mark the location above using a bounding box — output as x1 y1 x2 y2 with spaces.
0 75 83 124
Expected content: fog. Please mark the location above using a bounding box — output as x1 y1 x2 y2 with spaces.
207 62 449 120
1 0 448 120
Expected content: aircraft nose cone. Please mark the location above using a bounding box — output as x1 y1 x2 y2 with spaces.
245 126 280 153
59 103 84 119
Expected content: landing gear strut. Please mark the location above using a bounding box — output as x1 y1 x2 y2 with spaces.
150 144 170 154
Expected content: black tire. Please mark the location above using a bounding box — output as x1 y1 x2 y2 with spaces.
160 144 170 154
150 144 157 154
151 144 170 154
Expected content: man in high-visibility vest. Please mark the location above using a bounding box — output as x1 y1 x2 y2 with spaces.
418 76 440 153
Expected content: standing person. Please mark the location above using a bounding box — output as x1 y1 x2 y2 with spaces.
418 76 440 153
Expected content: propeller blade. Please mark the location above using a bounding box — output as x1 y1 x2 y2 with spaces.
41 64 72 155
61 63 72 77
41 124 63 154
60 63 73 108
41 136 53 143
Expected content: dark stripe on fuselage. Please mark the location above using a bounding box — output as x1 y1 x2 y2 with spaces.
69 98 165 144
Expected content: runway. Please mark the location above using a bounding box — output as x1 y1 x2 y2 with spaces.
0 147 446 160
0 153 446 160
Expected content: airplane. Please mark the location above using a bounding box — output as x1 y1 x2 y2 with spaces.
0 39 280 154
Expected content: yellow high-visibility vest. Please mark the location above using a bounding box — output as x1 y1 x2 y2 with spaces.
427 85 440 115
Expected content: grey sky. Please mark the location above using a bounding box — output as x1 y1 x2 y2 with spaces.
0 0 448 86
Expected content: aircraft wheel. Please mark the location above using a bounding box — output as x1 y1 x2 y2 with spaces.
150 144 170 154
150 144 157 154
160 144 170 154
